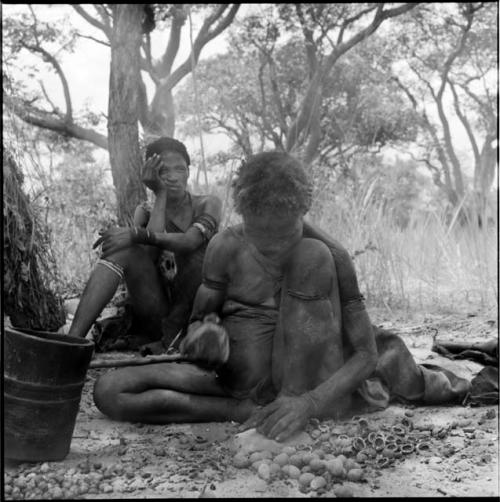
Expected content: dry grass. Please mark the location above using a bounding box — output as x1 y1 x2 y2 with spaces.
310 179 498 315
3 150 66 330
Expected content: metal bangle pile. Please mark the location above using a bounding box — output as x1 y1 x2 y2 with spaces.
307 413 435 471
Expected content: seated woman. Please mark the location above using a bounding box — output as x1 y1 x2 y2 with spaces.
68 137 222 354
93 151 471 441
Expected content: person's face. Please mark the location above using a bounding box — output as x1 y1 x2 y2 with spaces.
243 211 303 263
158 151 189 196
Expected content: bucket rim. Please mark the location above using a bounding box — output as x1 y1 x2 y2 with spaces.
5 326 94 348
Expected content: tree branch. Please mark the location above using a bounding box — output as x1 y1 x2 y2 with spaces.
71 5 110 39
93 4 112 36
157 4 240 94
286 3 418 151
406 149 445 189
6 95 108 150
266 56 288 136
207 113 253 156
431 14 474 198
326 3 418 74
448 78 480 166
436 7 473 102
38 81 59 114
393 76 455 198
458 81 497 128
295 4 318 76
337 5 378 45
23 43 73 122
140 53 160 85
75 33 110 47
156 5 187 77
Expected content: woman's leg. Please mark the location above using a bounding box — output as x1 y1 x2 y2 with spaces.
68 245 169 339
93 362 256 424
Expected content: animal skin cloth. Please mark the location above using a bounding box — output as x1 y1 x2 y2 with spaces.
200 221 477 415
431 339 498 406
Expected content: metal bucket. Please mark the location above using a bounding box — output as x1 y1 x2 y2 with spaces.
4 327 94 461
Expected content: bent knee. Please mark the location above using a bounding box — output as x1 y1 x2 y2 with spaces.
374 328 407 355
93 371 128 421
101 244 155 272
286 238 333 295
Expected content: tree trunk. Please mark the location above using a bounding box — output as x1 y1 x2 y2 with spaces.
474 135 498 225
147 88 176 138
108 4 145 224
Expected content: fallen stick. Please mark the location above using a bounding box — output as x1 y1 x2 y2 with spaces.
89 353 186 369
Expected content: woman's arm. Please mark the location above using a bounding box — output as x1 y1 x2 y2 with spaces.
147 195 222 254
149 227 206 254
305 305 377 415
301 220 378 413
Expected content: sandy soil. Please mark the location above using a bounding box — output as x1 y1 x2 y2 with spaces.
4 310 499 499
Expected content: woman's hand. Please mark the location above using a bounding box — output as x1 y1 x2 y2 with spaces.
179 316 230 368
239 395 315 442
141 154 167 194
93 227 143 258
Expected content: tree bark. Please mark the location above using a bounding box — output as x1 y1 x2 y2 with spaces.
107 4 145 224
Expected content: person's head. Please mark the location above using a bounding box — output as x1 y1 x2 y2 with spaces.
145 137 190 196
232 151 312 259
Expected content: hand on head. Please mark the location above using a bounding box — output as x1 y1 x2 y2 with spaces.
142 153 167 193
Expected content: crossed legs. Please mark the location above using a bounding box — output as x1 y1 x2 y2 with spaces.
93 362 256 424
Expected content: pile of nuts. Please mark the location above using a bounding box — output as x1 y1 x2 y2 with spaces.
232 412 439 496
4 460 128 500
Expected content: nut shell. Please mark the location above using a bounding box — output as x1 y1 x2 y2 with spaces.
325 459 345 477
233 453 250 469
376 457 390 469
346 468 364 482
401 443 415 455
286 465 301 479
334 485 354 497
352 437 366 451
273 453 289 466
298 472 315 487
310 476 327 490
309 458 325 473
257 463 271 480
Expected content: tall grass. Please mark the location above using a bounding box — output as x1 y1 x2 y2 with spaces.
310 177 498 314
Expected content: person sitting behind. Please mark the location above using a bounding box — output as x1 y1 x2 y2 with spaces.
68 137 222 354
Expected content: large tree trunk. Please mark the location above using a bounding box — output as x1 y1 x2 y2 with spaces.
473 135 498 226
147 88 176 138
108 4 145 224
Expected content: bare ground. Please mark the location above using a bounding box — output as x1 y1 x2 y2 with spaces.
4 309 499 499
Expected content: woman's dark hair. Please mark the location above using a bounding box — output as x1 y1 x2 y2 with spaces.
232 151 312 216
145 137 190 166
